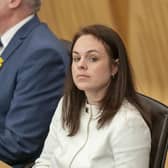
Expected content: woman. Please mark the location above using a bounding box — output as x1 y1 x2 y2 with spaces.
34 24 151 168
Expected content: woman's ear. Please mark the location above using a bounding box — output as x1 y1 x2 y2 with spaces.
111 59 119 77
8 0 22 8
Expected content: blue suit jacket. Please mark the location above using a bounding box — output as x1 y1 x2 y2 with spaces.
0 16 68 167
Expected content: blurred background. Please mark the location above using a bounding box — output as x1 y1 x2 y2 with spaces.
38 0 168 105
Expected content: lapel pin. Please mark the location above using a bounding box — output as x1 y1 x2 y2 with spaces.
0 57 4 68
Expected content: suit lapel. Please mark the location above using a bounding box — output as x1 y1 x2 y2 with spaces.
1 15 41 62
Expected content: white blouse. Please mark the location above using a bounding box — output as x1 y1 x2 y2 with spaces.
34 98 151 168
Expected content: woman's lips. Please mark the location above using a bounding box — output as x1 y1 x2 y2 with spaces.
76 74 90 79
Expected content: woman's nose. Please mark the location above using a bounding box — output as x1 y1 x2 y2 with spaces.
77 58 87 69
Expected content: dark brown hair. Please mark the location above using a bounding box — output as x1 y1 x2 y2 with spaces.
62 24 151 136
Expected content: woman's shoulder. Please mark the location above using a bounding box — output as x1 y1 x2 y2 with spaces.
111 100 149 131
118 99 143 119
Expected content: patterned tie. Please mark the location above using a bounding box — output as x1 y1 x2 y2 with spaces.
0 38 4 67
0 39 2 48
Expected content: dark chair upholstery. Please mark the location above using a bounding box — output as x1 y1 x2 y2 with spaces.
60 39 72 54
137 93 168 168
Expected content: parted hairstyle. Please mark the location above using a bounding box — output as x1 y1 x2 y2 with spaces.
62 24 151 136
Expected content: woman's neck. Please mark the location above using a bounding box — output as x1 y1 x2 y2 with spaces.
85 91 103 106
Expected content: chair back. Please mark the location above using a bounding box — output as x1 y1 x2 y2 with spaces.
60 39 72 54
137 93 168 168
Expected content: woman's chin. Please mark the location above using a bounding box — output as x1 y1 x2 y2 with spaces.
76 85 90 91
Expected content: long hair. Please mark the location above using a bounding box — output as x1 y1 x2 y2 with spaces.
62 24 151 136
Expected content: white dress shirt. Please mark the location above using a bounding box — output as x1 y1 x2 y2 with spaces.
0 15 34 55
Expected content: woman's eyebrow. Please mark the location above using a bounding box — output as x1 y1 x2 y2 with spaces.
72 51 79 54
72 49 100 55
87 50 99 54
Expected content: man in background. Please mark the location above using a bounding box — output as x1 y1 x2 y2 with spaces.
0 0 68 167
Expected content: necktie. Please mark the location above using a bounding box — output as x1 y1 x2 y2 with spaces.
0 39 3 48
0 39 3 52
0 38 3 53
0 37 3 46
0 39 4 67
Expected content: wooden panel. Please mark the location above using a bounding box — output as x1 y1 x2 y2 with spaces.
38 0 168 104
129 0 168 104
165 153 168 168
0 161 11 168
38 0 117 39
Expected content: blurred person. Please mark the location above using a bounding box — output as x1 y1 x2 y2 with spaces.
34 24 151 168
0 0 68 167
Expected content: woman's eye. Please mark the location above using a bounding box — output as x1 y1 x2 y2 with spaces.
88 56 98 62
72 55 80 62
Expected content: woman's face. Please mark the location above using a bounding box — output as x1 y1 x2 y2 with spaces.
72 35 118 97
